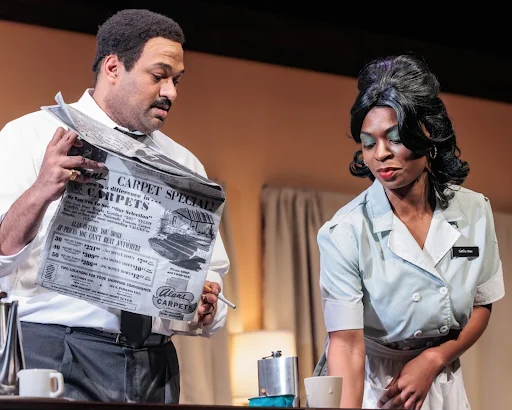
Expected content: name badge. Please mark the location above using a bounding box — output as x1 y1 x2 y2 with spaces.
452 246 479 258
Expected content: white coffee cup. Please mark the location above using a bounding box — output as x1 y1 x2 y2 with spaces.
17 369 65 398
304 376 343 408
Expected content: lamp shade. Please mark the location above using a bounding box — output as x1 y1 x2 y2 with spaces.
230 330 296 405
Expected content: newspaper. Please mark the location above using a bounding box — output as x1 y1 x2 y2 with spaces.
35 93 225 322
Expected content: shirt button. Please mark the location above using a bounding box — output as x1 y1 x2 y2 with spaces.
426 342 434 347
412 293 420 302
440 326 449 333
439 287 448 295
414 330 423 338
402 346 411 351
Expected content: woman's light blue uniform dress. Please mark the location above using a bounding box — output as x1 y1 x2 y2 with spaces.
315 180 505 409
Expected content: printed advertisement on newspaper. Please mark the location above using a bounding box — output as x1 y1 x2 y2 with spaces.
35 93 225 322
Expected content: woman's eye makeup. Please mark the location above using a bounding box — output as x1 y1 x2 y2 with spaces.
360 127 401 148
387 129 401 143
361 135 376 148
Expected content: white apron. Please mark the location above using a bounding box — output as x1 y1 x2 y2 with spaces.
362 338 471 410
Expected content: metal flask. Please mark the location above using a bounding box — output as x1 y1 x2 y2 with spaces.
257 350 299 407
0 299 26 395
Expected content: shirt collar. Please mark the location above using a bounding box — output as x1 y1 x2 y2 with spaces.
73 89 145 136
367 180 394 233
366 179 465 234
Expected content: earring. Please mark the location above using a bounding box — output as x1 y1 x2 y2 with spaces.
430 145 437 159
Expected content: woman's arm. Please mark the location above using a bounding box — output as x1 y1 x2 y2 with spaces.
328 328 366 408
423 304 491 368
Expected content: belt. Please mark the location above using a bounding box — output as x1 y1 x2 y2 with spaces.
365 329 462 360
70 326 170 348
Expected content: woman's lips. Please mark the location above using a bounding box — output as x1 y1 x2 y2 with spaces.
377 168 398 180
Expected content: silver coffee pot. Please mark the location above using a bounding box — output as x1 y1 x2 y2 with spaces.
0 295 26 395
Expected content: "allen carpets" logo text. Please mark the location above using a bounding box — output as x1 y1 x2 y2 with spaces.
152 286 197 313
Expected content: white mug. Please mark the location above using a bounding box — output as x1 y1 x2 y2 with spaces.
17 369 65 398
304 376 343 408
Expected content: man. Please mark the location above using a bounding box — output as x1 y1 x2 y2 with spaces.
0 9 229 403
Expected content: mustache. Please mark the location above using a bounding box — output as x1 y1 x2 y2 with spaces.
151 99 172 111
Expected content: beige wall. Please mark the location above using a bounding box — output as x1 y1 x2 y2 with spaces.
1 21 510 334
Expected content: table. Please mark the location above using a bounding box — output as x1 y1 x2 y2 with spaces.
0 397 381 410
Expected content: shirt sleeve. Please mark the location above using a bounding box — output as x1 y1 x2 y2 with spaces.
197 229 230 337
318 220 364 332
473 197 505 305
0 213 37 279
0 120 41 278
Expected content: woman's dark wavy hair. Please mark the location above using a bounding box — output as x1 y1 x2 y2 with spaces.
349 53 469 209
92 9 185 82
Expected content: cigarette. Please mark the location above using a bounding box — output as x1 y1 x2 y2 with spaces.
204 284 236 309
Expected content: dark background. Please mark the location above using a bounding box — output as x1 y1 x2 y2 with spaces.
2 1 511 103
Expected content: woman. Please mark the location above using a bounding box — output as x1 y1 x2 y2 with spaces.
314 53 505 409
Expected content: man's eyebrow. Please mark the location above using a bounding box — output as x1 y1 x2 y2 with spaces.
150 62 172 72
150 62 185 76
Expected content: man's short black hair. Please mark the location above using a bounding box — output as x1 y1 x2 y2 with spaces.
92 9 185 82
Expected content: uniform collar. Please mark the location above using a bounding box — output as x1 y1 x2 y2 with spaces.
367 180 463 272
366 180 466 234
366 180 394 234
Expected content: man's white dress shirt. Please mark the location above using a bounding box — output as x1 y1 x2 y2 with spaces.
0 89 230 337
